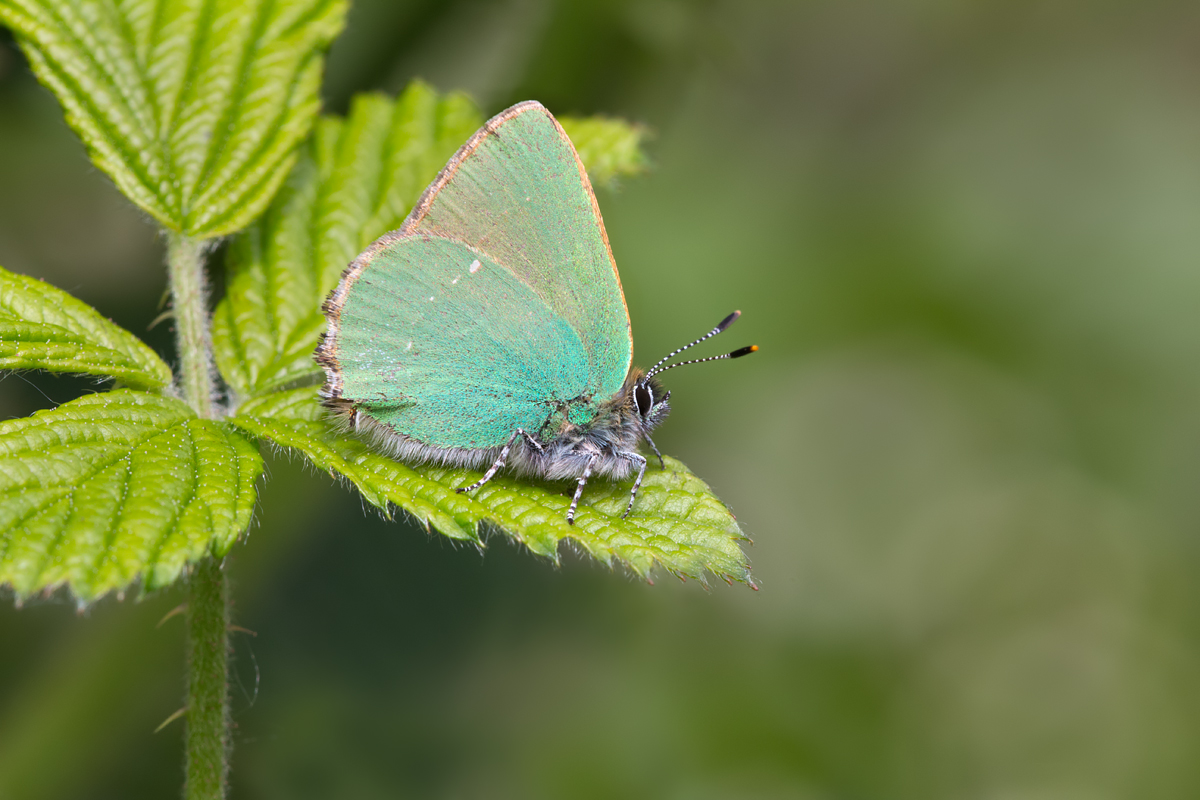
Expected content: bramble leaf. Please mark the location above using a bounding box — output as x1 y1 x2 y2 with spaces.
0 0 347 238
230 387 476 542
0 266 172 390
559 115 649 187
231 388 751 586
0 391 263 601
212 82 481 398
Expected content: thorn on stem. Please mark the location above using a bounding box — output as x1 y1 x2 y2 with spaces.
156 603 187 628
147 309 175 330
154 706 187 733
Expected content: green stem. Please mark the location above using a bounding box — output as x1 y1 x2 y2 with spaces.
185 556 229 800
166 232 216 419
167 231 229 798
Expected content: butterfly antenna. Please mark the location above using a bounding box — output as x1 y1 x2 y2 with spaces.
646 311 758 379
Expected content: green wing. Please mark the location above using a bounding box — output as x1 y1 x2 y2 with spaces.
401 102 632 401
326 235 592 449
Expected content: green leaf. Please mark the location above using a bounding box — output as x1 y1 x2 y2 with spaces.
212 81 481 398
230 387 476 543
231 388 751 586
0 266 172 390
559 115 650 187
0 390 263 601
0 0 348 238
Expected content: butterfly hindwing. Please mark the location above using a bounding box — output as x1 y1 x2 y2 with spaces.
327 234 593 449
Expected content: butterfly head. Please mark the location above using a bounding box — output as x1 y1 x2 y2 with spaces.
621 310 757 443
632 375 671 430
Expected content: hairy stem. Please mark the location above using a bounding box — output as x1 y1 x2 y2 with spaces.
166 232 216 419
169 232 229 798
185 556 229 800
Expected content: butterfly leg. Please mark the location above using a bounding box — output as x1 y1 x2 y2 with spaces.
621 452 648 518
642 433 665 469
566 455 599 525
520 430 545 453
456 428 537 494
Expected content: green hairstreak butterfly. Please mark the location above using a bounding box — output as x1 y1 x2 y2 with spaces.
316 101 757 523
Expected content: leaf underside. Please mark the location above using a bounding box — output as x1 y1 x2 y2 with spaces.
0 391 263 601
231 389 751 586
0 266 173 390
0 0 348 238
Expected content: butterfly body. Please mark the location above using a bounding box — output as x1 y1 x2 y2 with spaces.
317 101 748 522
328 366 668 482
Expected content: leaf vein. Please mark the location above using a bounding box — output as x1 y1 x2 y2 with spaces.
192 0 275 201
167 0 217 212
142 422 202 582
76 456 133 593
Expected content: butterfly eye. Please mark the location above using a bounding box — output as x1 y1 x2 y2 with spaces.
634 383 654 417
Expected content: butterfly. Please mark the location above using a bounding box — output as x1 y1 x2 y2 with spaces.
316 101 756 524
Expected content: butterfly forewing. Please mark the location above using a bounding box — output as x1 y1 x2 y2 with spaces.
402 102 632 402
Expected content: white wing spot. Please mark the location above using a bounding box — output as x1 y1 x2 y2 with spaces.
469 259 482 274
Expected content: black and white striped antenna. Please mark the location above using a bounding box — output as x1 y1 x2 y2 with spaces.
645 311 758 380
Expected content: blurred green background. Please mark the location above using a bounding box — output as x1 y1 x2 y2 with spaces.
4 0 1200 797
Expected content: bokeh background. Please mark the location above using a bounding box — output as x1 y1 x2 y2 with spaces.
4 0 1200 797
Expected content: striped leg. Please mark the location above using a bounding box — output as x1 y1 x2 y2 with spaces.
643 433 665 469
566 456 598 525
621 452 648 518
456 429 539 494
